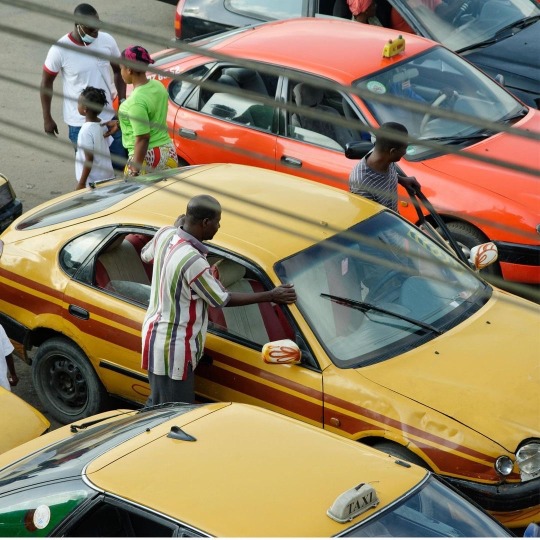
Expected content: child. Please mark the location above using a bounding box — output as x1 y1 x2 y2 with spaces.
75 86 115 190
0 323 18 391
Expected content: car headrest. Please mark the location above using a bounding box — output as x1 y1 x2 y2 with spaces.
293 83 324 107
392 68 419 84
212 258 246 288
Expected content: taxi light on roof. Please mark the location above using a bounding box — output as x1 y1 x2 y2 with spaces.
382 35 405 58
327 483 379 523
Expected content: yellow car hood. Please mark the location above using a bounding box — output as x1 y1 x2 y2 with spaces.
360 290 540 452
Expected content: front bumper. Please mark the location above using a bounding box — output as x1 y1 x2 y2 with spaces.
446 475 540 528
495 241 540 284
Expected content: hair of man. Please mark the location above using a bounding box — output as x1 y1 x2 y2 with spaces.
375 122 408 152
185 195 221 223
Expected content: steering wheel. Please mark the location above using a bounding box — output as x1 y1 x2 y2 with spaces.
452 1 473 26
420 93 447 134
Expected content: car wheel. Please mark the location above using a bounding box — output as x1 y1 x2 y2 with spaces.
32 337 106 425
444 221 502 278
372 441 429 468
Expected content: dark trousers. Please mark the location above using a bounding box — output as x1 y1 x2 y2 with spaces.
146 364 195 407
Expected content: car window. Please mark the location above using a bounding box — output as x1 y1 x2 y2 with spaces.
60 227 115 278
64 498 189 537
286 78 365 151
207 256 295 348
169 63 214 106
226 0 306 20
392 0 539 51
185 65 278 132
87 231 155 306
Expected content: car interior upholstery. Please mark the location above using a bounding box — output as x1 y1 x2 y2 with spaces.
208 258 294 346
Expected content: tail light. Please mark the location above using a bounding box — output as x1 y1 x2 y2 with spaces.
175 0 187 40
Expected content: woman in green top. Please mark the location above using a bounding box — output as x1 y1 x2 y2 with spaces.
118 46 178 177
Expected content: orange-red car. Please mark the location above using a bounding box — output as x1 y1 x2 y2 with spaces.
150 18 540 284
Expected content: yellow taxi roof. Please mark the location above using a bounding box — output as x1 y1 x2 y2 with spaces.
126 163 381 265
86 403 425 537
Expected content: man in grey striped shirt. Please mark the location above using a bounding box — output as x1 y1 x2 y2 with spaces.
349 122 420 211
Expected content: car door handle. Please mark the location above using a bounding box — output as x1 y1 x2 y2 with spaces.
280 155 302 168
178 128 197 140
68 305 89 320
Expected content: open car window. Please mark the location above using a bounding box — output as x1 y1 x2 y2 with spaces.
207 256 295 349
185 65 278 132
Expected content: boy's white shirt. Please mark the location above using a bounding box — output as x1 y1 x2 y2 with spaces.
75 121 115 186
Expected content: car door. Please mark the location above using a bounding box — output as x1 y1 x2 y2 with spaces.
275 76 371 191
62 226 156 405
170 63 279 170
196 253 325 429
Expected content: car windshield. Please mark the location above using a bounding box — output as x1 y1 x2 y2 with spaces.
341 475 509 537
395 0 539 51
355 46 523 154
275 211 490 368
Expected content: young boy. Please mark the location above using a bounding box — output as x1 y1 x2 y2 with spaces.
75 86 115 190
349 121 421 211
0 324 18 391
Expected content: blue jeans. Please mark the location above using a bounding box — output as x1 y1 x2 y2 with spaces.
69 124 127 171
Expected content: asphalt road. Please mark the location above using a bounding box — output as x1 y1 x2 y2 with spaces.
1 0 175 429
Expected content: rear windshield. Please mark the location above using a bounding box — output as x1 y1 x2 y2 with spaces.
0 406 200 490
16 183 146 231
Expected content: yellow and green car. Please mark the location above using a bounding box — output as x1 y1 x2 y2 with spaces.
0 164 538 527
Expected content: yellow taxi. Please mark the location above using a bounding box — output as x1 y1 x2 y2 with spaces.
0 387 49 454
0 402 513 537
0 164 538 528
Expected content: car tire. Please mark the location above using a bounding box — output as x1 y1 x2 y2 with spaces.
32 337 106 425
372 441 429 468
444 221 502 278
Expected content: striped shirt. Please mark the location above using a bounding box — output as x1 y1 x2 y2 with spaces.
349 152 399 211
141 226 230 380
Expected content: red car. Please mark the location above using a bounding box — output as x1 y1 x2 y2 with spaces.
150 18 540 285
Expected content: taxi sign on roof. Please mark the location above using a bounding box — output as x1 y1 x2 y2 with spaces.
382 35 405 57
327 483 379 523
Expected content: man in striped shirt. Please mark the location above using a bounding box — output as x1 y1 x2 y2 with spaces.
141 194 296 406
349 122 420 211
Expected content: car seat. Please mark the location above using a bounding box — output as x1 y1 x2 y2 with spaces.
291 83 353 148
95 235 151 290
221 67 268 96
208 259 293 345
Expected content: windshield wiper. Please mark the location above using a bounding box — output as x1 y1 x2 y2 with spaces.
427 132 494 144
499 107 528 123
320 293 442 335
457 15 540 54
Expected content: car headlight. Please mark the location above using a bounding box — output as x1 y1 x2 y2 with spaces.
516 442 540 481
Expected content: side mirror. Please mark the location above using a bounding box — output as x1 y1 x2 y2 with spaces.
262 339 301 365
469 242 498 271
345 141 374 160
